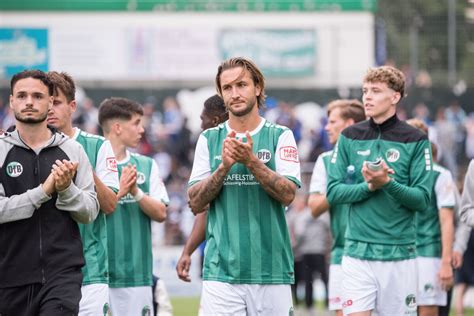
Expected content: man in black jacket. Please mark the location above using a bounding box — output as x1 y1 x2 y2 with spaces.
0 70 99 315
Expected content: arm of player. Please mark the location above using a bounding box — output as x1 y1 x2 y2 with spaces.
134 189 167 222
308 154 330 217
380 140 432 212
225 131 297 206
439 207 454 290
133 160 168 222
460 160 474 226
188 133 235 214
93 172 118 214
308 193 330 218
0 174 53 224
54 143 100 224
327 135 373 205
176 211 207 282
188 163 230 213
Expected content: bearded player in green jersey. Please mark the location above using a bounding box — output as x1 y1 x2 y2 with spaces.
98 97 168 316
47 71 120 315
188 57 301 315
327 66 433 316
308 99 366 316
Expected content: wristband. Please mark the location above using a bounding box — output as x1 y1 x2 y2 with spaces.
133 188 145 202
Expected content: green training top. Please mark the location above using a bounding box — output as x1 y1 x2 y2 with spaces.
327 115 433 261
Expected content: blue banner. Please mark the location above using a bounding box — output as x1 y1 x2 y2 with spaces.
0 28 48 79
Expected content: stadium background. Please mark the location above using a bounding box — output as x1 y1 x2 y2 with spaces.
1 1 474 315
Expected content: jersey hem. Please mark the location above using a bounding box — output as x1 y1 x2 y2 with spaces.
203 276 293 284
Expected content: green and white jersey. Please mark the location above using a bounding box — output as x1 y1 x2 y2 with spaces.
73 128 119 285
327 115 433 261
309 150 349 265
189 118 301 284
107 151 169 288
416 163 456 258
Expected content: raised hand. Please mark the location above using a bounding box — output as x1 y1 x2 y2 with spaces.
52 159 78 192
117 164 137 199
225 131 254 166
361 160 394 191
222 130 237 169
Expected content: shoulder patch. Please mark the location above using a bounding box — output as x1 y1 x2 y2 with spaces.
106 157 118 172
279 146 299 163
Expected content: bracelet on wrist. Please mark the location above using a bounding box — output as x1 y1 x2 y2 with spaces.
133 188 145 202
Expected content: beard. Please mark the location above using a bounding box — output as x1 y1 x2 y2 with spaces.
227 96 257 117
15 110 48 124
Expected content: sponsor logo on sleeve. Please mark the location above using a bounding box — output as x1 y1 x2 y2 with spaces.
279 146 299 163
106 157 118 172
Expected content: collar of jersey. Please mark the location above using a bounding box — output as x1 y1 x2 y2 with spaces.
225 116 265 138
116 150 131 165
369 114 399 132
72 127 81 140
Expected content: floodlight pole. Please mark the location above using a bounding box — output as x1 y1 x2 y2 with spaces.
448 0 457 86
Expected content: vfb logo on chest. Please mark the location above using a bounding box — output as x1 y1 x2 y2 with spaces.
257 149 272 163
6 161 23 177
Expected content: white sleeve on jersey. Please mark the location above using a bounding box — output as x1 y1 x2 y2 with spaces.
189 134 211 184
149 159 170 205
275 129 301 183
309 154 327 194
435 168 456 209
95 140 119 191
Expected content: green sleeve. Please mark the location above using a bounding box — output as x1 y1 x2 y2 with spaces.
382 140 433 211
327 134 372 205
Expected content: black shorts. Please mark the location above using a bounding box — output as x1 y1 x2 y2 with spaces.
0 267 83 316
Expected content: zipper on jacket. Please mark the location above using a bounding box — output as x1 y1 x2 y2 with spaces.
376 125 382 154
34 154 46 284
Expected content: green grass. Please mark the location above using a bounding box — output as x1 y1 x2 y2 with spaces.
171 297 200 316
170 297 474 316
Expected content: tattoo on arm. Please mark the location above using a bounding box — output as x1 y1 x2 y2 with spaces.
247 158 296 206
188 164 229 213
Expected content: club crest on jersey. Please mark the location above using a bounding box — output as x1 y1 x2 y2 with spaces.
385 148 400 162
106 157 118 172
257 149 271 163
279 146 299 163
6 161 23 177
137 171 146 184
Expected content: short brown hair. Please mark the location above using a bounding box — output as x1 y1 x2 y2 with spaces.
364 66 406 100
11 69 53 96
98 97 144 132
215 57 266 108
327 99 366 123
47 71 76 103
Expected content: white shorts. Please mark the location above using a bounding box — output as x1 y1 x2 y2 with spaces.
79 283 109 316
328 264 343 311
417 257 447 306
109 286 153 316
341 256 417 316
199 280 293 316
